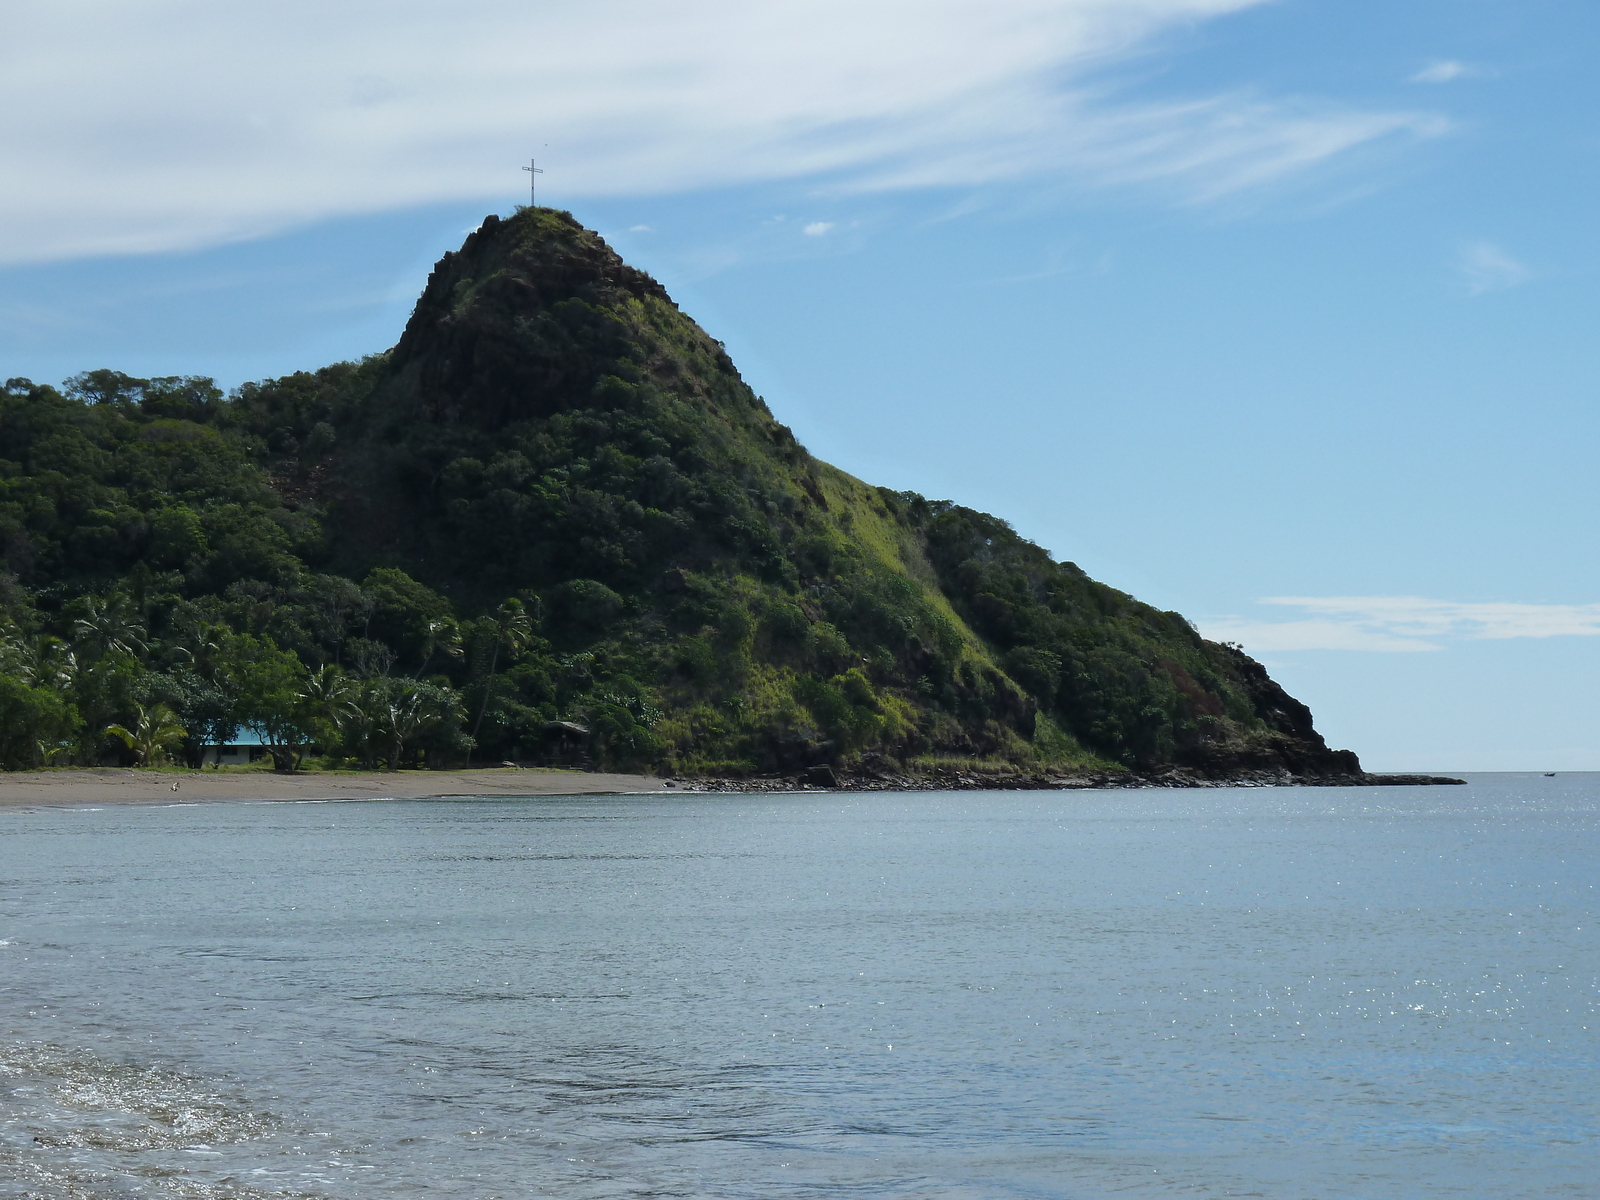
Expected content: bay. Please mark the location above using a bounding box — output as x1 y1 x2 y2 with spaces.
1 775 1595 1197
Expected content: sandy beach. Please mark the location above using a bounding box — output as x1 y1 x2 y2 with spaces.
0 767 670 809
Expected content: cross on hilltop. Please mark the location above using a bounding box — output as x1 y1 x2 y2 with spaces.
522 159 543 206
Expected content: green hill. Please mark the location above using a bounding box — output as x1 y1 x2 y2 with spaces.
0 207 1363 782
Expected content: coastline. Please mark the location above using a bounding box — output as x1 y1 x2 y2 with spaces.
0 764 1467 810
0 767 670 809
679 768 1467 792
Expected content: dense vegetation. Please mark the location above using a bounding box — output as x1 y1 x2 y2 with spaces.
0 208 1359 778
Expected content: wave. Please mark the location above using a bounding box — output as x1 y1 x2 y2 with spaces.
0 1040 318 1199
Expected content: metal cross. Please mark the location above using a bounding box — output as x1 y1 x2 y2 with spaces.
522 159 543 206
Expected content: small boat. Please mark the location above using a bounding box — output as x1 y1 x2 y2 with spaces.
1544 772 1556 777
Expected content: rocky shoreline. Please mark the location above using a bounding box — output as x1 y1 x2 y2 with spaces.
674 766 1467 793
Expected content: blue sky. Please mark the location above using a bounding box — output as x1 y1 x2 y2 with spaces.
3 0 1596 770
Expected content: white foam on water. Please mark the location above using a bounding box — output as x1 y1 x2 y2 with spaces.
0 1041 318 1200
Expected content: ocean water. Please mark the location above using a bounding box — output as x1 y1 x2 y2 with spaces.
0 776 1594 1199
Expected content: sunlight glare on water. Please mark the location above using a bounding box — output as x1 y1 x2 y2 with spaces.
0 775 1596 1197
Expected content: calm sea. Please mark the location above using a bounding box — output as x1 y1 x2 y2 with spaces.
0 776 1594 1198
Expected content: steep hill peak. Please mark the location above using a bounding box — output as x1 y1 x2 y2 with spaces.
389 207 736 433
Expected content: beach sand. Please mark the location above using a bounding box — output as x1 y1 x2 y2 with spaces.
0 767 670 808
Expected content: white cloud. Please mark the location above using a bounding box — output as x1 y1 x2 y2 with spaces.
0 0 1444 265
1458 241 1530 294
1199 596 1600 654
803 222 836 237
853 94 1442 203
1409 60 1494 84
1199 616 1441 653
628 225 652 233
1410 60 1467 84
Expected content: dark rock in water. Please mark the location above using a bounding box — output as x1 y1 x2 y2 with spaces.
682 767 1468 792
1359 773 1467 786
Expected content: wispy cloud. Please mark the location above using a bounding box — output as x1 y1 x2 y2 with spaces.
849 91 1444 204
1410 61 1466 84
1458 241 1530 294
1200 596 1600 653
1409 60 1494 84
0 0 1444 265
803 222 836 237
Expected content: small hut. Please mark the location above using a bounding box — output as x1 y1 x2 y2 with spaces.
538 720 590 767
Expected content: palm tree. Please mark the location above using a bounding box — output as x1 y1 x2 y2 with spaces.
0 628 76 692
170 615 224 675
413 618 464 679
30 639 79 693
467 599 532 765
73 596 147 660
105 703 187 767
0 621 25 676
380 680 463 769
347 680 387 769
299 665 359 757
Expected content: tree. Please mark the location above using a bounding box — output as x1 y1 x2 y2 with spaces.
0 675 80 769
69 651 150 765
467 599 532 764
71 595 148 661
362 567 455 669
0 627 77 694
346 679 389 770
105 703 187 767
376 679 464 769
414 617 463 679
162 669 239 767
344 677 464 769
169 614 226 676
229 635 314 772
299 664 359 757
586 688 663 770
